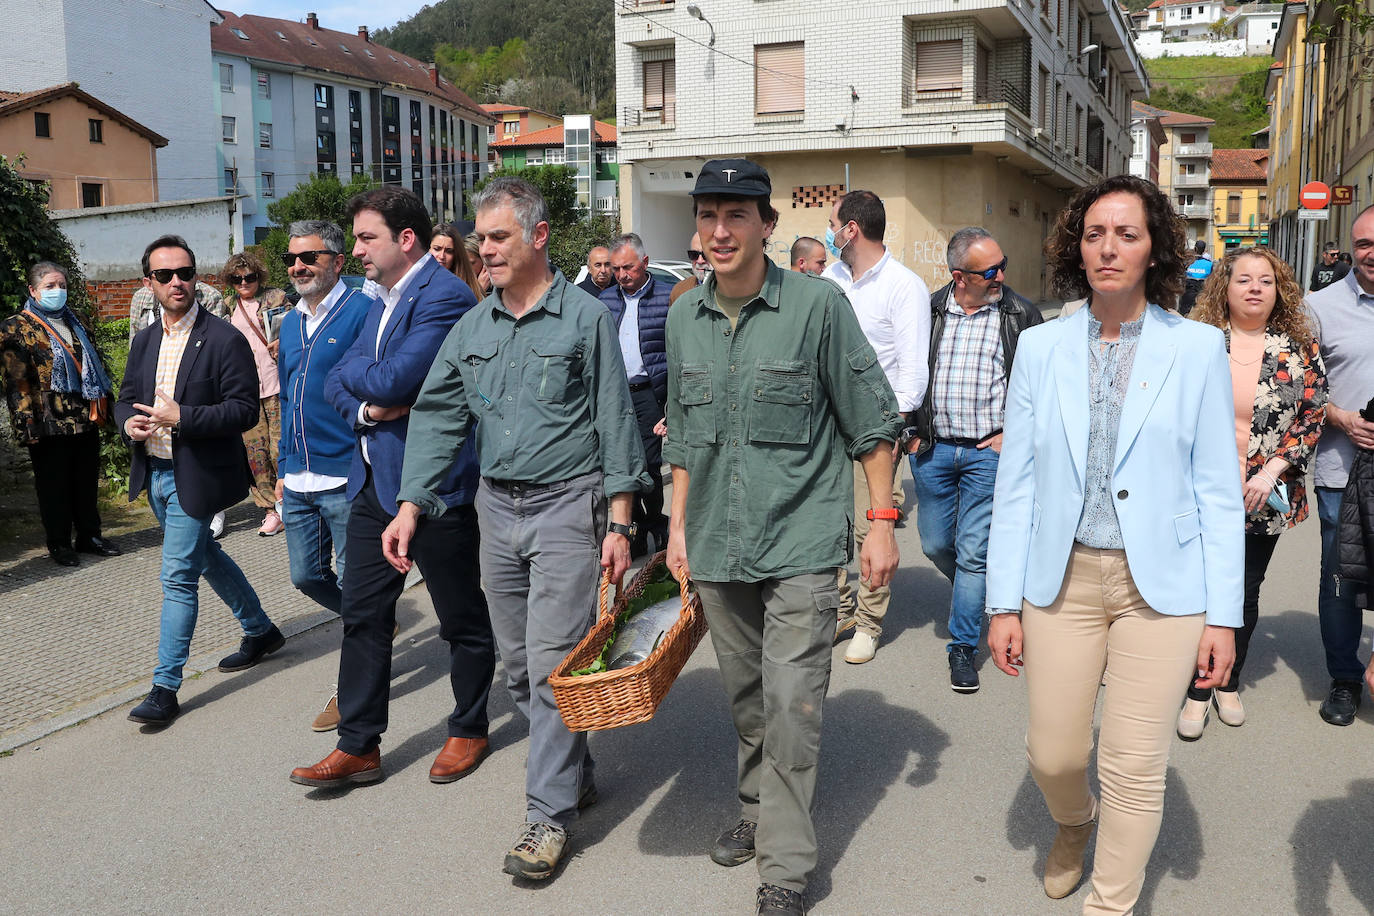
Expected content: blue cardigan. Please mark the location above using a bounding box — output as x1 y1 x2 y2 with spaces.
277 286 372 480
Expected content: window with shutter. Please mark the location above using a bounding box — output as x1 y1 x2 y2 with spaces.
915 40 963 93
755 42 804 115
643 59 676 123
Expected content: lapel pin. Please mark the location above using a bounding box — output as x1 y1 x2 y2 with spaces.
328 337 336 343
196 340 202 348
1140 381 1147 389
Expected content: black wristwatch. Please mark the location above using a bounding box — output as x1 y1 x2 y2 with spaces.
608 521 638 539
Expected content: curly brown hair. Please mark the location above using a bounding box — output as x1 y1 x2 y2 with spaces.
1045 174 1188 309
1189 246 1313 345
224 250 268 289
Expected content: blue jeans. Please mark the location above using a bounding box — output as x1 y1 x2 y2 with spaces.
910 441 999 652
1316 486 1365 682
147 466 273 690
281 484 350 613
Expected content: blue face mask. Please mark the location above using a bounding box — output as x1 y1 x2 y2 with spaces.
825 226 849 259
36 288 68 313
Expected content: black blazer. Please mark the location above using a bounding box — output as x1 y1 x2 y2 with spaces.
114 307 259 519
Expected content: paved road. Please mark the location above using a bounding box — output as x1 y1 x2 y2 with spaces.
2 473 1371 915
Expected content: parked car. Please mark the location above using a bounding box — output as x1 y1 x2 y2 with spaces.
573 260 694 290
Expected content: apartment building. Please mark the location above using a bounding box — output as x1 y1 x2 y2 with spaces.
1139 103 1214 246
0 0 223 201
0 83 166 209
1128 100 1167 184
613 0 1147 299
213 11 492 242
490 116 620 215
1210 147 1270 252
1266 2 1325 276
1310 0 1374 247
483 104 562 143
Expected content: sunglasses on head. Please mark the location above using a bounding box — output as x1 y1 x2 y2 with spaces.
228 272 260 285
281 250 338 268
956 257 1008 281
148 267 196 284
688 249 706 261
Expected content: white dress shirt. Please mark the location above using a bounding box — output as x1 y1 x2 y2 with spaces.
617 280 648 381
824 249 931 412
285 279 350 494
360 254 433 462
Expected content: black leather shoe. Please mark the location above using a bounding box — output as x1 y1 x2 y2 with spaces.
949 645 980 693
218 625 286 672
710 818 757 866
74 536 122 557
757 884 806 915
48 546 80 567
128 686 179 725
1319 680 1362 726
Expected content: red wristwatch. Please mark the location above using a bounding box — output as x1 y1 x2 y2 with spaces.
866 507 900 521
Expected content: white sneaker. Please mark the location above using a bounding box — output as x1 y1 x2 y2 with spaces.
844 631 878 664
210 511 226 540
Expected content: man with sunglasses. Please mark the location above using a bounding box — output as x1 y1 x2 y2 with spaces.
823 190 931 664
670 233 711 305
274 221 374 733
116 235 283 727
909 227 1042 693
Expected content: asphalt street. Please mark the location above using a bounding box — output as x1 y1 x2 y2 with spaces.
1 471 1371 915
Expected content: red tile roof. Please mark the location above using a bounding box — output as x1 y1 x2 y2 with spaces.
1210 148 1269 181
0 82 167 146
211 11 489 122
489 120 617 150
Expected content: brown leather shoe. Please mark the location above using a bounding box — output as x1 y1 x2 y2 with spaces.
429 736 489 784
289 748 383 788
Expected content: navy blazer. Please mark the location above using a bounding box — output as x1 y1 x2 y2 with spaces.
114 307 259 519
324 256 479 515
599 274 670 403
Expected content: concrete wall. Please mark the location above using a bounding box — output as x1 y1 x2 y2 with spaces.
1 94 159 209
51 196 240 281
1135 32 1247 58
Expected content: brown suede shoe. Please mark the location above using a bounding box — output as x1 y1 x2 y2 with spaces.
429 736 490 784
289 748 383 788
1043 802 1098 899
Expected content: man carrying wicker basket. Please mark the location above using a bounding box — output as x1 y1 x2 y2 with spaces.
383 177 651 883
664 160 903 916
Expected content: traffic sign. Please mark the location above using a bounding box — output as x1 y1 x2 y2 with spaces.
1332 185 1354 206
1300 181 1332 209
1298 208 1330 221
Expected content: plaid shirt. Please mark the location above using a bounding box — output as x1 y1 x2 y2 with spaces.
930 298 1005 440
147 303 200 458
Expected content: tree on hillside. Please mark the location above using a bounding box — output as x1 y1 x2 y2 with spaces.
0 155 89 321
257 172 377 291
469 165 619 279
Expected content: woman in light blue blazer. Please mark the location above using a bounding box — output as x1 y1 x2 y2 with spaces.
984 175 1243 915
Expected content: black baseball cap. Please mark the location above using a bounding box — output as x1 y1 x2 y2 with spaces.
690 159 772 198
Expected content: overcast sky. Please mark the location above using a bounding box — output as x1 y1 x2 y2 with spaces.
225 1 422 33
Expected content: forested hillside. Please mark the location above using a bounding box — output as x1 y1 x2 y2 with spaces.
374 0 616 119
1145 55 1271 148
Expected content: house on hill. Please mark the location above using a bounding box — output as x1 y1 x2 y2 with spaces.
490 117 620 216
1210 147 1270 252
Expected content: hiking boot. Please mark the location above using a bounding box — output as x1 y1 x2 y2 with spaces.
756 883 806 915
502 822 568 880
710 817 757 867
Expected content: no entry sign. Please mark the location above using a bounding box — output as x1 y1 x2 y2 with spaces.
1300 181 1332 209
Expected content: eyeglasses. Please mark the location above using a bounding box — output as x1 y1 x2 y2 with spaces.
955 257 1008 281
688 249 706 261
281 250 338 268
228 272 260 285
148 267 196 284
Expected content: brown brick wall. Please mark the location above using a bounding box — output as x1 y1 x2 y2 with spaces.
87 273 224 323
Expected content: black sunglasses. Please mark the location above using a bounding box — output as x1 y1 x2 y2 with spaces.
148 267 196 284
956 257 1008 281
688 249 706 261
228 272 260 285
281 250 338 267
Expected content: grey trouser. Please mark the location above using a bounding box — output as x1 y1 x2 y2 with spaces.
476 470 605 827
695 572 841 893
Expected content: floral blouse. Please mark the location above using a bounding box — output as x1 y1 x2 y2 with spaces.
1228 328 1328 536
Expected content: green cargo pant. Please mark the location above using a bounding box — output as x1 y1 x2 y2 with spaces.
695 571 841 893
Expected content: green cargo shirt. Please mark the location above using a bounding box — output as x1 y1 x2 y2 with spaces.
397 270 651 516
664 260 901 583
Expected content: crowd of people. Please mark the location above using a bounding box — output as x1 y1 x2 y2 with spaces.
2 163 1372 916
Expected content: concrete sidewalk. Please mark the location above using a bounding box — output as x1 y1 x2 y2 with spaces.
1 478 1371 914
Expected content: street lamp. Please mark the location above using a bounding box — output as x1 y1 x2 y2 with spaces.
687 4 716 46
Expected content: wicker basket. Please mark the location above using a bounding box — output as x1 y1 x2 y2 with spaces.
550 551 707 731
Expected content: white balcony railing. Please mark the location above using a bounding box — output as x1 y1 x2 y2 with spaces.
595 196 617 212
1177 203 1211 219
1174 142 1212 158
1175 172 1210 188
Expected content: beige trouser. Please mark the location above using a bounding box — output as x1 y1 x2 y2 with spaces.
837 456 904 636
1022 543 1204 916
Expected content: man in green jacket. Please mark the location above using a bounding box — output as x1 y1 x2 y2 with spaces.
664 160 902 916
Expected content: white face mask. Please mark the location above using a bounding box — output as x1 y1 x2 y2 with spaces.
37 288 68 313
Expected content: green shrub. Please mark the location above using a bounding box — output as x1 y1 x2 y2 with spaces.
92 318 130 493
